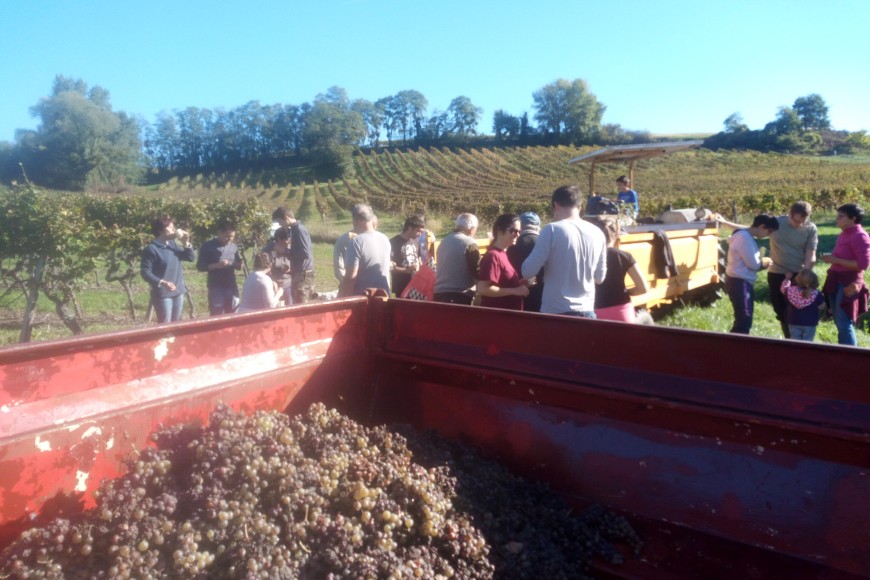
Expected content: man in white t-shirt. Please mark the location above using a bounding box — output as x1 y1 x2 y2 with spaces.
521 185 607 317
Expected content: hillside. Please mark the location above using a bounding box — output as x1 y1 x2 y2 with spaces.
153 146 870 223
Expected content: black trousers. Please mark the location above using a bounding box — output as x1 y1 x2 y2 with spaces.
767 271 793 339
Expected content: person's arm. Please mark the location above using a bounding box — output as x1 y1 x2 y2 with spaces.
179 244 195 262
339 264 358 297
820 233 867 271
593 230 608 285
804 226 819 270
339 238 361 297
195 241 211 272
625 263 649 296
476 255 528 298
804 247 817 270
333 235 347 283
233 248 243 271
476 281 529 298
827 231 870 271
464 243 480 279
140 246 162 288
714 215 748 231
521 229 549 279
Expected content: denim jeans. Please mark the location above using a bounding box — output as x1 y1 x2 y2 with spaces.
788 324 817 342
291 271 316 304
832 283 857 346
154 294 184 323
726 276 753 334
208 286 240 315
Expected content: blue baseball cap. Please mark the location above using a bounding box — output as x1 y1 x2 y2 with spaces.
519 212 540 227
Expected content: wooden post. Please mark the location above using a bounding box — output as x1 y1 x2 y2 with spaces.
589 161 597 195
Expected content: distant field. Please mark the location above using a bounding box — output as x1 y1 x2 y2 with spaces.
153 146 870 226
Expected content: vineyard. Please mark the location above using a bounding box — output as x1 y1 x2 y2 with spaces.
3 145 870 344
154 146 870 223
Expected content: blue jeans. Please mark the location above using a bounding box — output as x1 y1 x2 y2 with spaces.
788 324 817 342
208 286 240 315
154 294 184 323
832 284 857 346
726 277 753 334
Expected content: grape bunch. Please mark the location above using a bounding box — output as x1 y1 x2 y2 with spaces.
0 403 640 579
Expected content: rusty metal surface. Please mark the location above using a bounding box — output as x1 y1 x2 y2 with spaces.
367 298 870 577
0 299 369 543
2 295 868 576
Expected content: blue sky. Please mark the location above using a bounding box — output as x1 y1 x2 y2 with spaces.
1 0 868 143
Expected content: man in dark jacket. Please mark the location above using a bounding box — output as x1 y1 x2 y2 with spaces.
141 215 195 323
273 207 315 304
507 212 544 312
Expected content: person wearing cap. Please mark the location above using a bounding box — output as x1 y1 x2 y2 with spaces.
507 211 544 312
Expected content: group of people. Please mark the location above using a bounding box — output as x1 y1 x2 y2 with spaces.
140 190 869 347
720 201 869 345
139 207 315 323
428 185 647 320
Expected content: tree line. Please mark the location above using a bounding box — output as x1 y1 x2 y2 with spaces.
2 75 868 193
0 76 649 190
705 93 870 154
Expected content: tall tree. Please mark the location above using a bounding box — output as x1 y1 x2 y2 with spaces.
723 112 748 133
302 91 365 178
792 94 830 131
24 75 143 190
351 98 384 148
765 106 802 136
492 110 520 142
383 90 428 144
532 78 605 144
447 96 482 139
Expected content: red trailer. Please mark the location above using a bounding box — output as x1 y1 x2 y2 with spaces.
1 297 868 577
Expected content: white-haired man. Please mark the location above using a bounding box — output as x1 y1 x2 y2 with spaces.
339 204 391 297
433 213 480 305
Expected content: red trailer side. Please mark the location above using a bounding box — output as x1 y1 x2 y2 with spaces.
1 297 868 577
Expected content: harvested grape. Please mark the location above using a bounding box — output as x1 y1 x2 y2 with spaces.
0 403 640 579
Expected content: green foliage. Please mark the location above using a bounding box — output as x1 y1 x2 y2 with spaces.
13 75 143 191
532 79 605 145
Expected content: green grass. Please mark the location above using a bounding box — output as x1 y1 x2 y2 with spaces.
656 213 870 348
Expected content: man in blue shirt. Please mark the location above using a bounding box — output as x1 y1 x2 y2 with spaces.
616 175 639 218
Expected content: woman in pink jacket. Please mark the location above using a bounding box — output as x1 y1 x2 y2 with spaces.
821 204 870 345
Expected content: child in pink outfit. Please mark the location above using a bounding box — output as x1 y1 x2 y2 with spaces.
780 270 825 341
